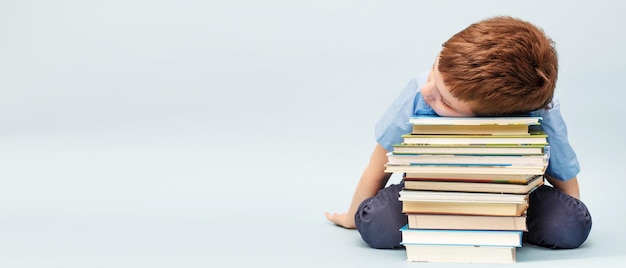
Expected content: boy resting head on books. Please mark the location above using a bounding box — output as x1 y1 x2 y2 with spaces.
325 16 592 250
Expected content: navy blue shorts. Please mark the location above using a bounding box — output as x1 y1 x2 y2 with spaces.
354 183 592 249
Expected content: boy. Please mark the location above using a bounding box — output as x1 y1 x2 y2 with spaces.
325 16 592 250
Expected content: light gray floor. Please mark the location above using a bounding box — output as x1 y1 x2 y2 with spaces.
1 0 625 267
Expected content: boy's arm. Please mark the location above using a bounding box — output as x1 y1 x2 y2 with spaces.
545 175 581 200
325 143 392 229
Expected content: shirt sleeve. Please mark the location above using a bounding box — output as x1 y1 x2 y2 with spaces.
374 78 419 152
375 73 434 152
535 98 580 181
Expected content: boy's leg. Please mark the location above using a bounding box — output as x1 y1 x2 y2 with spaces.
354 183 406 249
524 185 592 249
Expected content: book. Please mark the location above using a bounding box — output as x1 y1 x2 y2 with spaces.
392 143 547 155
401 131 548 145
385 163 547 176
399 189 530 216
403 244 516 264
408 115 542 126
399 190 530 204
403 172 539 184
386 152 548 166
411 123 531 135
401 200 528 216
403 174 544 194
400 225 522 247
406 213 527 231
395 115 541 264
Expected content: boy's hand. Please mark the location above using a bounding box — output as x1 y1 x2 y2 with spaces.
324 144 390 231
324 212 356 229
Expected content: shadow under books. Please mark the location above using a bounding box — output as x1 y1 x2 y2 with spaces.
517 231 623 262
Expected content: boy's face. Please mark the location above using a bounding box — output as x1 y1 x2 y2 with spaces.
421 56 475 117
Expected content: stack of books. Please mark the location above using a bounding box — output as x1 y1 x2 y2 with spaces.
385 115 549 264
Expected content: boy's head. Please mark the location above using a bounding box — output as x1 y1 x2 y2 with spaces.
438 16 558 116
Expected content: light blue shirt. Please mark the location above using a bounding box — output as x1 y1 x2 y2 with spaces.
375 72 580 181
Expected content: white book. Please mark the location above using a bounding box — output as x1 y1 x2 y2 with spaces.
404 244 516 264
399 189 529 204
408 115 541 126
400 225 522 247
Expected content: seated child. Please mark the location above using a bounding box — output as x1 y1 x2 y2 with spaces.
325 16 592 250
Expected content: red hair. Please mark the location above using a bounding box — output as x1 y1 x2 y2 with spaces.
438 16 558 116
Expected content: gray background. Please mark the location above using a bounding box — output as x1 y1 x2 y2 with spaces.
1 0 624 267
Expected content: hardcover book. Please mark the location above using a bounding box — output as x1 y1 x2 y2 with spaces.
400 225 523 247
403 172 540 184
401 131 548 145
385 163 547 176
399 189 530 204
408 115 542 126
403 174 544 194
411 123 531 135
387 152 548 166
400 200 528 216
406 213 527 231
403 244 516 264
392 143 547 155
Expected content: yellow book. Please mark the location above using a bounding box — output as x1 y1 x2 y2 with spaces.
401 201 528 216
